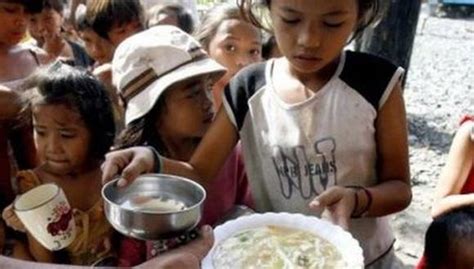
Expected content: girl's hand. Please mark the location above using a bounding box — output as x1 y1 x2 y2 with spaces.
2 205 26 233
101 147 155 186
309 186 356 230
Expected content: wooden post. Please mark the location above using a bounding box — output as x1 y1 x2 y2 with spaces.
355 0 422 86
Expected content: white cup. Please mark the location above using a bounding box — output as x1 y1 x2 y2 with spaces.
14 184 76 251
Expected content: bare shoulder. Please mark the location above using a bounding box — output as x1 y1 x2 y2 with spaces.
458 120 474 144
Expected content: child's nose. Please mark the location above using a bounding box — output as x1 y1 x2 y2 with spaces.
297 24 322 49
46 136 62 153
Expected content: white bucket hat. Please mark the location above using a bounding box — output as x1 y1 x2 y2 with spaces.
112 25 226 125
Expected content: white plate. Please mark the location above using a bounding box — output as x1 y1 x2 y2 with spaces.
201 212 364 269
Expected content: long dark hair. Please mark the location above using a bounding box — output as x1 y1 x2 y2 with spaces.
115 95 169 156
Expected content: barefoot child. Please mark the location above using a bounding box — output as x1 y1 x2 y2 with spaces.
2 62 116 265
103 0 411 267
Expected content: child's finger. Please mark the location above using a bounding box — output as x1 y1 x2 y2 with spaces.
309 187 343 209
120 158 147 186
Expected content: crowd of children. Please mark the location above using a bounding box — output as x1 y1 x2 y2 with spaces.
0 0 472 268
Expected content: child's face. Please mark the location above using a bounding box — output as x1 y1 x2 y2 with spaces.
36 8 63 41
270 0 358 76
156 77 214 144
80 29 114 65
0 2 28 46
28 13 44 44
33 104 92 175
208 18 262 82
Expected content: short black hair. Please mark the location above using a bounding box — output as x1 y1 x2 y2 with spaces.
7 0 43 13
25 62 115 160
41 0 64 14
424 206 474 269
148 3 194 34
86 0 144 40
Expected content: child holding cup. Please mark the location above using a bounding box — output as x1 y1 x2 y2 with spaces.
2 62 117 265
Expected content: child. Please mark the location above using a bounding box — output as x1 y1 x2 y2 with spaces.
147 3 194 34
31 0 92 68
415 116 474 269
431 116 474 218
102 0 411 267
423 206 474 269
86 0 145 48
0 0 48 210
112 25 252 266
194 3 262 109
75 7 124 133
2 62 117 266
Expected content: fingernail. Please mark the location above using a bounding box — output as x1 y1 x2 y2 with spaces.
310 201 320 207
117 178 127 187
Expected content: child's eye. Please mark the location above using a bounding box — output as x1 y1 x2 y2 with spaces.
323 21 345 28
280 16 300 25
34 130 46 136
224 44 236 53
249 48 261 57
60 132 76 139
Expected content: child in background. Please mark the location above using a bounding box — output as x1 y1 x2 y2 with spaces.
148 3 194 34
113 25 253 266
75 7 124 133
423 206 474 269
102 0 412 267
0 0 47 210
431 116 474 218
194 3 262 109
2 62 117 266
86 0 144 48
415 116 473 269
31 0 92 67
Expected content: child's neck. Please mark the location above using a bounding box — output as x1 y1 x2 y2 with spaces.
288 56 340 91
161 135 200 162
43 36 66 58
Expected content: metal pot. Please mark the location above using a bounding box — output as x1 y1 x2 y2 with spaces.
102 174 206 240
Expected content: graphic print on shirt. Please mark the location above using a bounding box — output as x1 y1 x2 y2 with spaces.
272 137 337 200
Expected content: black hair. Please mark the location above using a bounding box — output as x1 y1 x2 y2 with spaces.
26 0 64 14
148 3 194 34
262 33 278 59
24 62 115 160
424 206 474 269
86 0 144 40
238 0 382 40
115 96 168 156
6 0 43 14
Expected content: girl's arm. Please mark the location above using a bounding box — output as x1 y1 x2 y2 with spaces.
103 108 239 187
431 121 474 218
311 82 411 227
362 82 412 216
